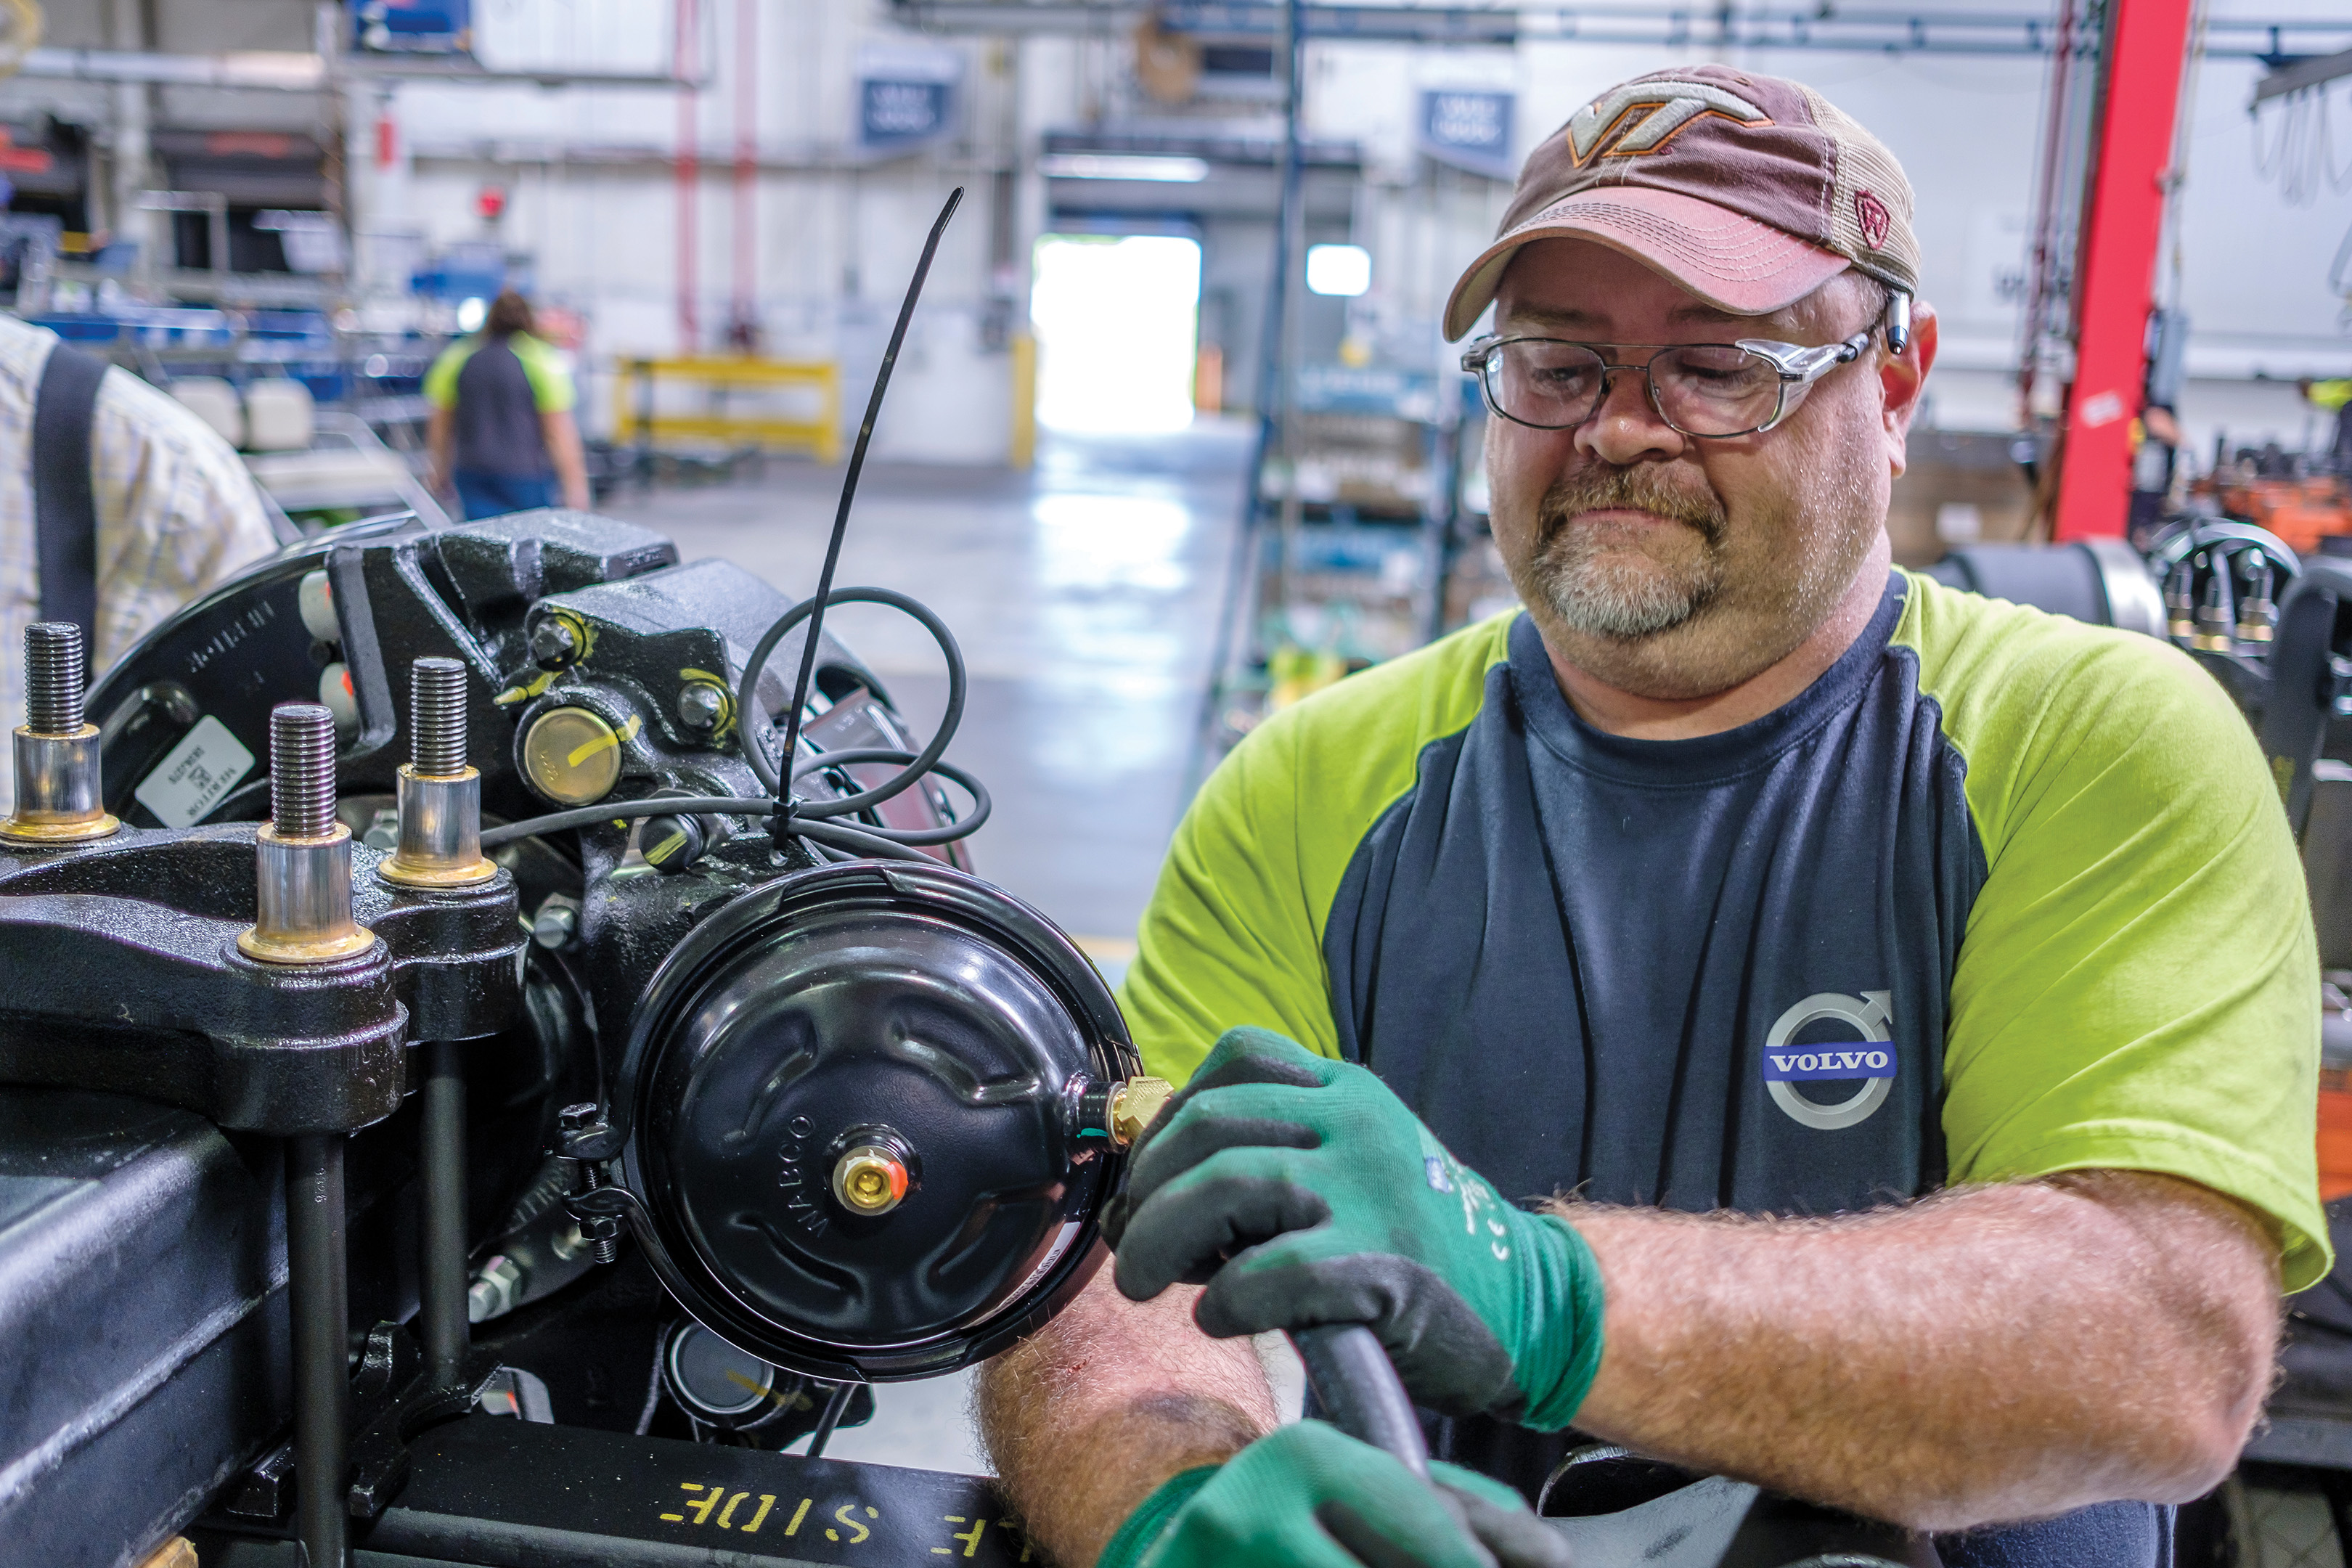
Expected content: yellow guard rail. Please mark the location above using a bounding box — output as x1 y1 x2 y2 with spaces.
613 357 842 463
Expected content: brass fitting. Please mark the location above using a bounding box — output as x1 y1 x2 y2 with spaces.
832 1145 911 1215
1 623 117 846
1108 1077 1174 1148
380 658 496 887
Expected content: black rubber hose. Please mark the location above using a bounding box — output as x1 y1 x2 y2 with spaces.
790 748 992 843
775 187 963 794
479 796 936 864
1291 1324 1432 1482
481 796 780 848
734 585 968 809
791 819 936 865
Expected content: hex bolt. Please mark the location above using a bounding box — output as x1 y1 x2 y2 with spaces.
23 622 84 736
271 703 339 839
467 1254 525 1324
529 618 579 669
677 682 725 730
411 656 467 776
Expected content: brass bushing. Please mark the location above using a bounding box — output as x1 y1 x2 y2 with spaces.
1108 1077 1174 1148
238 822 376 963
0 724 118 845
831 1145 911 1216
376 764 497 887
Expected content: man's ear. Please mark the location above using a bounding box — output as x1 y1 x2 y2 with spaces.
1880 300 1938 477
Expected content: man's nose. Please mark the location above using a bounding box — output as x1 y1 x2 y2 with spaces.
1574 366 1686 468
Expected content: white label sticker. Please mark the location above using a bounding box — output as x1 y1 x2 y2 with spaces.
134 714 256 828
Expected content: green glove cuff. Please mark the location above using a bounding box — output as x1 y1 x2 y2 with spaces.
1096 1466 1221 1568
1514 1214 1607 1431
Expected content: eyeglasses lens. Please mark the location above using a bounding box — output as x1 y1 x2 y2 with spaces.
1651 346 1781 436
1483 341 1783 437
1485 340 1605 429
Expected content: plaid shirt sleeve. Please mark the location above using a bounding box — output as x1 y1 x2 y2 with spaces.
86 365 282 672
0 330 279 812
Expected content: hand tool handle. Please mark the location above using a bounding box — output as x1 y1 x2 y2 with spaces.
1290 1323 1432 1481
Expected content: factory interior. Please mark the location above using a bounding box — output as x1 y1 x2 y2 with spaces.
6 0 2352 1566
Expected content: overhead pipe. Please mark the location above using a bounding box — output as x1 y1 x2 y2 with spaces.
16 46 700 90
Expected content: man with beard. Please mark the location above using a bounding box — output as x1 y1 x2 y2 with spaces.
978 66 2323 1568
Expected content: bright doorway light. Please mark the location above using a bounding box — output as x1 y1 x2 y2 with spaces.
1306 244 1371 297
1031 234 1201 435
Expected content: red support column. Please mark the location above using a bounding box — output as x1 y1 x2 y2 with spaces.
2052 0 2197 541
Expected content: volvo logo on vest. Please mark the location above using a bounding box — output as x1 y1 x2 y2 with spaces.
1763 990 1895 1132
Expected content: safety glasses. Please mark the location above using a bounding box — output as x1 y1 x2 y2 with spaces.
1461 322 1883 438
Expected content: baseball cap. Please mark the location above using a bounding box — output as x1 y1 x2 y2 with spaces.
1442 65 1921 342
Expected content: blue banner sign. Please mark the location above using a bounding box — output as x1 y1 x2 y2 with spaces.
857 44 964 152
1418 89 1515 179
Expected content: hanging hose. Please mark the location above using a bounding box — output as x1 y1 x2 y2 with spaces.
478 189 982 871
735 586 968 812
481 797 938 864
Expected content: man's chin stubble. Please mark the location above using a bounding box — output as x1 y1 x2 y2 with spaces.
1519 542 1724 642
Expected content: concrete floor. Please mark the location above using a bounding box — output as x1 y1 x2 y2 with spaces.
616 421 1300 1474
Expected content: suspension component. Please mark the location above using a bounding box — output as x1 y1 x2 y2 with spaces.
238 703 374 964
1 622 118 846
2192 561 2237 653
379 657 497 888
2237 563 2279 645
2164 561 2196 643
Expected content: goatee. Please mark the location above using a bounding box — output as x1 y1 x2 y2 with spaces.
1514 465 1730 639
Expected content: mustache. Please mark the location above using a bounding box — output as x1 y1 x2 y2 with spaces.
1538 465 1728 547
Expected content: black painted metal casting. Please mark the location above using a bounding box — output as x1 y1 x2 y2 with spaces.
0 822 520 1132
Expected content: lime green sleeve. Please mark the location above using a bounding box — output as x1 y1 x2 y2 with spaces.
514 335 579 413
421 340 471 409
1905 577 2329 1289
1119 711 1341 1089
1119 613 1517 1087
2309 379 2352 413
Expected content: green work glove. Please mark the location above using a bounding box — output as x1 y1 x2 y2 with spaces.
1098 1421 1573 1568
1103 1028 1605 1431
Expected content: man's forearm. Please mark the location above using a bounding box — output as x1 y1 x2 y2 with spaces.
1559 1171 2280 1531
976 1267 1275 1567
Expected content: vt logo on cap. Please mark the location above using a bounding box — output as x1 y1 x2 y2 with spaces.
1566 80 1771 164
